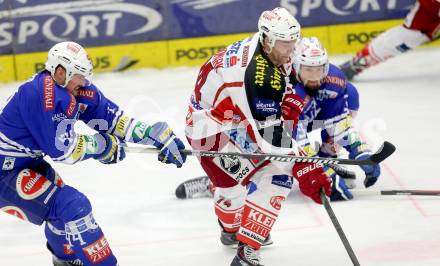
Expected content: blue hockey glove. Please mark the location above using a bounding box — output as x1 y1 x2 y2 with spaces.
356 154 381 187
94 133 126 164
327 167 354 201
147 122 187 168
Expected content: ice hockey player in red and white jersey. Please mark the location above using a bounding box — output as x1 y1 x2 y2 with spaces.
185 7 333 266
340 0 440 80
176 38 370 203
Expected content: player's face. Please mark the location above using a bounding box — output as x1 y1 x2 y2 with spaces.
299 65 326 89
270 40 296 65
66 74 86 96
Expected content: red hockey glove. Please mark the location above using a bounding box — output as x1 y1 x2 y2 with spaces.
292 163 332 204
281 93 304 127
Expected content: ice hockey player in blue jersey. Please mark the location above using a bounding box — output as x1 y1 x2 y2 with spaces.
292 37 380 200
0 41 187 266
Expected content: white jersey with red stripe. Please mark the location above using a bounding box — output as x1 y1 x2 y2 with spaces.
185 33 298 157
185 33 302 249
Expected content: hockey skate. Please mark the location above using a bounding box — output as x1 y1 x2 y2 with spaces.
175 175 214 199
339 60 362 81
47 242 84 266
219 221 273 247
230 242 264 266
52 256 84 266
340 49 373 81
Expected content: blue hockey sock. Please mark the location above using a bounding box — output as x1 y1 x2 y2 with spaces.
47 185 118 266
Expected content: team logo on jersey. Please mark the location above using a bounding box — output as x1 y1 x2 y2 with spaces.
269 196 286 210
2 156 15 170
219 155 241 174
317 89 338 100
16 169 51 200
0 206 28 221
78 103 88 114
64 244 75 255
82 236 112 264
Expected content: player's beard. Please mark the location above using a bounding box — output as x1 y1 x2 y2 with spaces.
304 80 321 96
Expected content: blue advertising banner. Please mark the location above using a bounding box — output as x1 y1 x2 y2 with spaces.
0 0 167 54
170 0 415 35
0 0 415 54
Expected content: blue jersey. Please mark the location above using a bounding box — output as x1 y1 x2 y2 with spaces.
0 71 122 173
293 64 361 154
346 82 359 111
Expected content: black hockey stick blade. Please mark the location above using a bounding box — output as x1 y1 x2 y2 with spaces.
368 141 396 164
329 164 356 179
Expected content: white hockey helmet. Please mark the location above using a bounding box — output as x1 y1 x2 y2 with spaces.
293 37 329 81
45 41 93 86
258 7 301 52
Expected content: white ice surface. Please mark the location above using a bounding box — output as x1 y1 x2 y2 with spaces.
0 47 440 266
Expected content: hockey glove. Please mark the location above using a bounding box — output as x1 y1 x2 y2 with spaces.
94 133 126 164
292 162 332 204
281 93 304 129
147 122 187 168
326 167 354 202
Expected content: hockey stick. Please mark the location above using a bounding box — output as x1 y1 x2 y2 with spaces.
320 190 361 266
329 164 356 180
350 189 440 196
123 141 395 166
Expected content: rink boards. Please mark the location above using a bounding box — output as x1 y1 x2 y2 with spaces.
1 18 439 83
